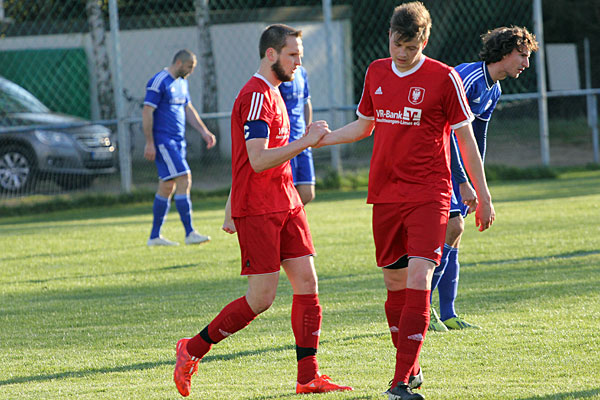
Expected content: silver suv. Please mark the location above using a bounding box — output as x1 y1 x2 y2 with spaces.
0 76 116 193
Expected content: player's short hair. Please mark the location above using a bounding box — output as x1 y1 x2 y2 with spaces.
259 24 302 59
389 1 431 43
479 26 539 64
172 49 196 65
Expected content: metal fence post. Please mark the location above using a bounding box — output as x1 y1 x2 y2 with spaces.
584 38 599 164
533 0 550 166
322 0 342 175
108 0 131 192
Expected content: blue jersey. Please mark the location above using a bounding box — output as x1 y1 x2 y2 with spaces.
455 61 501 123
279 66 310 142
144 69 191 143
451 62 501 183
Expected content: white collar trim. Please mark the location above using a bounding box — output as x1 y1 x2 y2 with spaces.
391 55 425 78
254 73 278 90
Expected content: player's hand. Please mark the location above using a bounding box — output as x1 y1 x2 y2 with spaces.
144 143 156 161
475 200 495 232
202 130 217 149
459 181 477 214
222 217 236 234
304 120 330 147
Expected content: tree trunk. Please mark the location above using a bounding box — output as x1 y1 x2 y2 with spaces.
86 0 115 120
194 0 220 159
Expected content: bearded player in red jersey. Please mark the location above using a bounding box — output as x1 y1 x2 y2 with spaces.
316 2 495 399
172 24 352 397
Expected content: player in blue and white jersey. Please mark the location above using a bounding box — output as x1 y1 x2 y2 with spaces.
142 49 217 246
279 65 315 204
429 26 539 331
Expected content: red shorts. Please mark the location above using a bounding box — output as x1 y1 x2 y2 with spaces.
372 201 449 268
233 207 315 275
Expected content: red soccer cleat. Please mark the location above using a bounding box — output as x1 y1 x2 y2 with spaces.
296 374 353 394
173 338 200 397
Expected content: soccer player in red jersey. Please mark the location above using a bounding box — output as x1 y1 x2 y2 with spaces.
172 24 352 397
315 2 495 399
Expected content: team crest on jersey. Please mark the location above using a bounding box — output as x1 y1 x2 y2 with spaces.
408 87 425 105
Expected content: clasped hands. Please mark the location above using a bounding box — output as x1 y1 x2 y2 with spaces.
303 121 330 148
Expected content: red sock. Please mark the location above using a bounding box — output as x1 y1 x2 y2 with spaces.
412 360 421 377
392 289 430 387
292 294 322 384
384 289 406 348
187 296 257 359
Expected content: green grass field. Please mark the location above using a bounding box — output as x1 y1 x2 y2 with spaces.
1 171 599 399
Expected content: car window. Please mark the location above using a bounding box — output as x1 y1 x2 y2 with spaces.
0 77 50 114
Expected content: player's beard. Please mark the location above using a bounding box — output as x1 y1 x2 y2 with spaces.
176 69 189 79
271 59 293 82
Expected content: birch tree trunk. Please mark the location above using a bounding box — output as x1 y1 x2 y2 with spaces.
86 0 115 120
194 0 220 158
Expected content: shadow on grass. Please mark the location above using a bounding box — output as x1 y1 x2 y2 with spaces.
0 342 321 387
0 196 228 226
4 263 201 285
251 393 374 400
0 359 172 386
445 250 600 310
461 249 600 267
491 171 600 203
0 241 150 263
519 388 600 400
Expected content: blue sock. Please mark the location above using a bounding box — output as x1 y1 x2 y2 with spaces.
430 244 452 304
150 194 170 239
438 247 460 321
174 194 194 236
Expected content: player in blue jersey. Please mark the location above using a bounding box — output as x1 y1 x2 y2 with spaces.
429 26 538 331
142 49 217 246
279 65 315 204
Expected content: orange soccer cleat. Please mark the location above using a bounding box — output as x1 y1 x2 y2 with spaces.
296 374 353 394
173 338 200 397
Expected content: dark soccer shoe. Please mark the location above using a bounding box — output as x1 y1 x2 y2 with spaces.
385 383 425 400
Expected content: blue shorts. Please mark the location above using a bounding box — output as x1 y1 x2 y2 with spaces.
290 148 315 186
449 175 469 217
155 139 190 181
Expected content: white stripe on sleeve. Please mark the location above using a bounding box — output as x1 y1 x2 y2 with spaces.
247 92 264 121
449 69 474 120
149 70 168 92
462 70 483 93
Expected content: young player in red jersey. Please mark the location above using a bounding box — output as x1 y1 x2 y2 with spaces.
172 24 352 397
315 2 495 399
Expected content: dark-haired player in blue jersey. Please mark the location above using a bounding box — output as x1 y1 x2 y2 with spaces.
280 66 315 204
142 49 217 247
429 26 539 331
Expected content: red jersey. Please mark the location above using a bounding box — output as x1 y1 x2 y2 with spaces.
357 56 473 205
230 74 303 217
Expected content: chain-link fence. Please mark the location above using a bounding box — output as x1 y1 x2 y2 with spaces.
1 0 599 201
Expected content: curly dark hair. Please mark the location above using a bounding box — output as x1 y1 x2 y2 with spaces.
479 26 539 64
389 1 431 43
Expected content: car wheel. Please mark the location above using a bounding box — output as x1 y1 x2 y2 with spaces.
0 145 36 193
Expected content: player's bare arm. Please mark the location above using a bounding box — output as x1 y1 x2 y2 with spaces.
314 117 374 148
142 104 156 161
454 124 495 231
222 191 236 234
185 103 217 149
304 99 313 126
459 181 477 213
246 120 329 173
